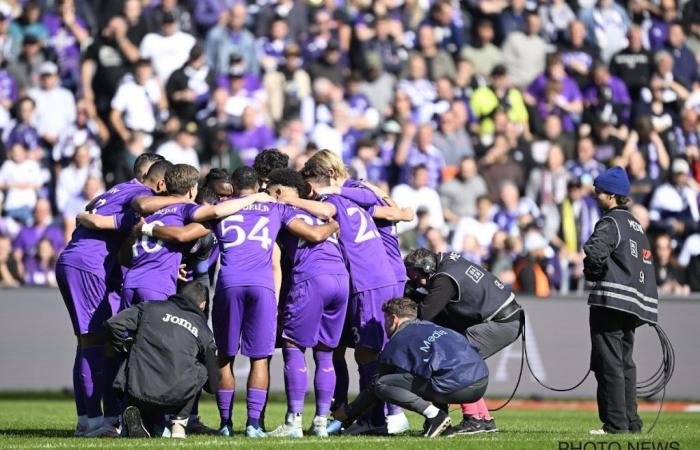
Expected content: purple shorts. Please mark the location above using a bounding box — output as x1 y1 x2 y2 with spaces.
281 274 349 349
56 263 110 335
121 287 169 310
213 285 277 358
346 285 395 351
393 280 406 299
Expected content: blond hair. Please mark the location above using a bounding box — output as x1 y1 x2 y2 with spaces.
308 149 350 180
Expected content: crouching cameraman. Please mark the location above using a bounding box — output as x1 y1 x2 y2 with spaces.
105 282 219 438
332 298 488 438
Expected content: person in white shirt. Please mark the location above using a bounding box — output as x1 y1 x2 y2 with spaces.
451 195 499 260
391 164 446 235
55 145 100 214
27 61 76 147
649 158 700 238
156 122 200 169
139 12 195 83
0 143 42 224
110 58 166 149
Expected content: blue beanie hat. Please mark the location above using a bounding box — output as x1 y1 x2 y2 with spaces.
593 166 630 196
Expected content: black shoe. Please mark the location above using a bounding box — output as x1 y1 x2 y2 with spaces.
123 406 150 438
482 418 498 433
422 410 451 438
444 417 488 435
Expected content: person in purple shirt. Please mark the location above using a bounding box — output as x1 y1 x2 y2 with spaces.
260 169 347 437
526 53 583 132
55 153 174 437
288 154 398 434
5 97 41 153
12 198 64 282
42 0 90 90
229 105 275 167
583 63 631 127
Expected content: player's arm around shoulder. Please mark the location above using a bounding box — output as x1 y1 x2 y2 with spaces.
131 194 183 215
280 194 337 221
372 206 415 222
192 192 276 220
76 211 119 230
286 216 340 243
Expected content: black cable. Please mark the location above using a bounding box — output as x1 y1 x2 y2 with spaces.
488 313 526 412
522 312 592 392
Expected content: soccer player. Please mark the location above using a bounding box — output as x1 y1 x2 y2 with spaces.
56 153 167 437
253 148 290 188
263 168 348 437
288 155 398 433
210 166 335 438
299 150 414 434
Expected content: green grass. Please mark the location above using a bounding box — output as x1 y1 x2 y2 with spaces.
0 396 697 449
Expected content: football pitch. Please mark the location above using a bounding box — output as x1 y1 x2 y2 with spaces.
1 396 698 449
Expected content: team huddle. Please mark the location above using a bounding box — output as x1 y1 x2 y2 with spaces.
57 148 427 439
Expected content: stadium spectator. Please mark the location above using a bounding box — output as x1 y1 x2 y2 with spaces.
139 12 195 83
0 142 42 223
27 61 76 147
12 198 63 281
648 158 700 239
514 230 552 297
166 42 215 124
156 122 200 169
451 195 499 263
392 164 445 235
205 3 257 76
493 180 541 237
579 0 631 63
502 12 547 88
0 233 20 287
55 144 99 214
7 33 45 92
440 157 488 223
610 25 652 99
412 25 455 81
460 19 502 80
263 44 310 125
653 232 690 295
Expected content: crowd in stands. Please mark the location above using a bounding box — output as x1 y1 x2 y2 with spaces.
0 0 699 294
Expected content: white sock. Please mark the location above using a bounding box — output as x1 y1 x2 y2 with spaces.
77 415 88 427
87 416 104 430
422 405 440 419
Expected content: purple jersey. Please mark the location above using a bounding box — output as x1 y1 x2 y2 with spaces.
339 180 407 283
123 203 200 296
215 199 289 292
57 179 152 278
323 194 395 293
277 207 348 284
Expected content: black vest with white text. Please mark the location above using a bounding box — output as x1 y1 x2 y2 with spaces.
587 209 659 323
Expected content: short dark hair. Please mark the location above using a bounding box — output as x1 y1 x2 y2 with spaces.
178 281 207 306
165 164 200 195
144 160 174 182
204 168 230 187
231 166 259 192
267 168 310 198
382 298 418 319
615 195 631 206
133 153 165 181
195 185 218 205
253 149 289 180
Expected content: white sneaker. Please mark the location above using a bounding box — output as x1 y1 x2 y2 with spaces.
386 412 410 435
267 413 303 438
170 418 188 439
589 429 607 435
311 416 328 437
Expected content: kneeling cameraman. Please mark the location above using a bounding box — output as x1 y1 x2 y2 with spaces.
106 282 219 438
332 298 488 438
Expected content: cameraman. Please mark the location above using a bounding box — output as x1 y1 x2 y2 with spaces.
404 248 523 435
105 282 219 439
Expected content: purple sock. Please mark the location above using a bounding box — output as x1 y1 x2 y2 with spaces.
216 389 234 425
73 346 86 417
80 345 104 418
313 349 335 417
387 404 403 416
246 388 267 428
102 356 122 418
283 347 308 414
333 356 349 407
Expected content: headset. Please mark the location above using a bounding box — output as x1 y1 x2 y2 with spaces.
404 250 438 275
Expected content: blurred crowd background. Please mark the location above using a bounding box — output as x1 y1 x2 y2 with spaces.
0 0 698 294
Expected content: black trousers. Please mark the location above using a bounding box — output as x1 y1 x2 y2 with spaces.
127 395 196 434
589 306 643 432
374 373 488 415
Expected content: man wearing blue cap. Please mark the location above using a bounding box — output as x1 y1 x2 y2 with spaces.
583 167 659 435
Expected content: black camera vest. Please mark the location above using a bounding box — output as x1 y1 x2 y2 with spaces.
587 208 659 324
433 252 515 325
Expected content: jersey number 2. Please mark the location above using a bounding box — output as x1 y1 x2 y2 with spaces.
347 207 379 243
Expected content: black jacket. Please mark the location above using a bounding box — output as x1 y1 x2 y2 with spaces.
106 293 219 406
583 207 659 323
